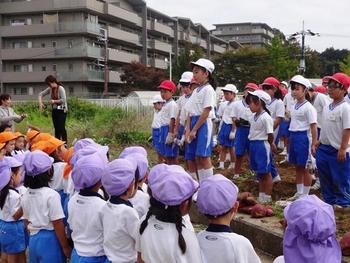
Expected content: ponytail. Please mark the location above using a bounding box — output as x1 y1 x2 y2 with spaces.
208 73 216 89
262 101 271 115
0 183 10 210
274 88 283 100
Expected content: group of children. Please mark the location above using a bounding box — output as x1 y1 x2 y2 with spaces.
151 58 350 208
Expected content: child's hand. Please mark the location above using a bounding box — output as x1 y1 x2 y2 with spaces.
189 129 197 142
311 143 317 157
337 148 347 162
165 133 175 144
63 246 72 259
271 143 278 154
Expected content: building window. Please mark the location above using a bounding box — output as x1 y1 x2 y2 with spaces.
28 87 34 96
21 87 27 95
11 19 26 26
52 64 57 71
52 41 57 48
41 43 46 48
12 41 26 49
68 63 73 72
42 66 46 71
28 64 33 72
68 40 73 48
69 86 74 95
27 41 32 48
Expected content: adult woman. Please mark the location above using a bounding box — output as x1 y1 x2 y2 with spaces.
0 94 27 132
39 75 68 142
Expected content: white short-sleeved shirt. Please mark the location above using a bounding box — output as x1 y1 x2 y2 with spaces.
21 187 65 235
136 215 202 263
101 200 139 262
197 227 261 263
49 162 66 191
283 93 296 113
16 185 27 196
217 100 228 118
344 93 350 104
289 100 317 132
221 100 235 124
129 189 150 219
63 172 75 197
185 84 216 118
231 99 253 122
159 99 178 127
248 111 274 141
0 189 21 222
67 192 106 257
177 95 192 126
152 110 162 129
311 93 331 128
266 99 285 121
320 100 350 151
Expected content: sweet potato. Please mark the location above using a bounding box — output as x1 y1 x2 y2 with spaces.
238 205 254 214
251 204 267 218
340 232 350 256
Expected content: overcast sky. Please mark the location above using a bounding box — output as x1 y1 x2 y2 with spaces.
146 0 350 52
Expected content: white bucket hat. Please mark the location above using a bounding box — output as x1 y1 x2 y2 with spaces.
190 58 215 74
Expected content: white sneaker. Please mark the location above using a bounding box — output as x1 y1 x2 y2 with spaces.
311 178 321 190
279 156 288 164
272 175 281 183
228 163 235 169
232 174 240 179
216 166 225 170
279 148 287 156
287 192 304 201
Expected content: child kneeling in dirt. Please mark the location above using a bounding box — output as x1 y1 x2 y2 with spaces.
196 174 261 263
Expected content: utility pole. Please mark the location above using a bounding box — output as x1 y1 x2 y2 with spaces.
169 45 172 81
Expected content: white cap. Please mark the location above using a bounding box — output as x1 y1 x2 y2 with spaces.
179 71 193 83
152 94 165 104
290 75 312 89
222 84 238 94
190 58 215 74
281 81 288 87
248 90 271 104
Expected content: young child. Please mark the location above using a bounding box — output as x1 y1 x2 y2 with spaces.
0 159 27 263
273 195 341 263
0 132 19 156
158 80 179 164
246 90 276 203
185 58 216 181
151 94 165 162
101 158 139 263
261 77 284 183
231 83 259 178
0 142 6 159
21 150 71 262
197 174 261 263
217 84 238 170
316 72 350 208
137 164 201 263
13 132 26 155
68 152 108 262
288 75 317 200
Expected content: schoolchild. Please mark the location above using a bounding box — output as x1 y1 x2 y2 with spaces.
231 83 259 178
246 90 276 203
185 58 217 181
101 158 139 263
197 174 261 263
21 150 71 262
288 75 317 200
0 132 19 156
12 132 26 155
273 195 341 263
137 164 201 263
217 84 238 170
151 94 165 162
316 73 350 207
68 151 108 262
0 159 27 263
158 80 179 164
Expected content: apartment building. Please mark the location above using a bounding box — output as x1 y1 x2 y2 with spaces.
211 22 285 48
0 0 234 99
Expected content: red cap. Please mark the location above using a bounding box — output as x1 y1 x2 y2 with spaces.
190 77 197 84
315 86 327 94
262 77 280 88
322 76 331 84
328 73 350 90
158 80 176 93
245 83 260 91
281 87 288 97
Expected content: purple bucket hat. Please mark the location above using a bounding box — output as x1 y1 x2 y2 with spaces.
23 150 54 177
123 153 149 181
283 195 341 263
197 174 239 216
70 144 109 168
0 159 11 190
119 146 147 159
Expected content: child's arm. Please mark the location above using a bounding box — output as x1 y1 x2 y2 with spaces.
337 129 350 162
137 252 145 263
189 107 211 141
52 219 72 259
268 133 277 154
273 117 282 130
310 123 318 156
12 207 23 221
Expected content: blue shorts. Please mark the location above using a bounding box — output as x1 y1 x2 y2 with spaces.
234 126 250 156
279 120 290 137
71 248 106 263
218 122 234 147
316 144 350 206
29 229 66 263
160 125 178 157
249 140 272 177
152 128 161 152
0 220 27 254
186 116 213 158
177 124 185 139
289 131 309 166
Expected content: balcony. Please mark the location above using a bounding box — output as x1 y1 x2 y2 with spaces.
200 39 208 49
0 22 100 38
107 26 140 46
104 3 142 27
108 71 122 83
1 46 103 60
57 70 104 82
212 44 226 54
108 49 140 63
149 58 167 70
148 40 172 53
147 20 174 37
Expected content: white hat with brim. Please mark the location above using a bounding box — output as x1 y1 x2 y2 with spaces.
190 58 215 74
222 84 238 94
152 94 165 104
247 90 272 104
290 75 312 89
179 71 193 83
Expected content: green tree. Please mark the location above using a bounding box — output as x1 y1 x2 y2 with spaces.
320 48 349 76
305 48 321 78
340 53 350 75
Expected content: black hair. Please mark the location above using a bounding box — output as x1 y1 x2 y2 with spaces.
245 94 271 115
0 182 11 210
11 166 21 176
291 82 311 102
0 94 11 105
274 87 283 100
205 208 232 220
24 168 53 189
0 124 12 133
140 197 188 254
44 75 63 100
